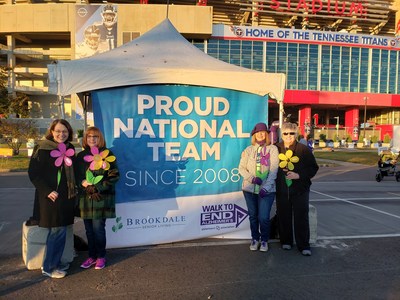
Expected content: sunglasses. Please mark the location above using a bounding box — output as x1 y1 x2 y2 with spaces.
283 132 296 136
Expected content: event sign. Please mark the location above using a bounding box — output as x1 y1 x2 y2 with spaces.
92 84 268 247
213 24 400 50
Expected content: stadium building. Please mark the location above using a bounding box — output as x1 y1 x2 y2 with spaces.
1 0 400 141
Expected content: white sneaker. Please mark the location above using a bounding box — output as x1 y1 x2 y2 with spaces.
42 269 66 279
249 239 259 251
282 244 292 250
259 241 268 252
302 249 312 256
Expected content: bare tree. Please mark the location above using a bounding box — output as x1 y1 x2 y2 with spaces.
0 119 39 154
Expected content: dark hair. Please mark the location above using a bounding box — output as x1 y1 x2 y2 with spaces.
45 119 73 142
82 126 106 149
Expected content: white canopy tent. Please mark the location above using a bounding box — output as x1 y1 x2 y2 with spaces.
48 19 285 103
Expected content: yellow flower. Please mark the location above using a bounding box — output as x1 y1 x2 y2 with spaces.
84 147 116 171
278 149 299 170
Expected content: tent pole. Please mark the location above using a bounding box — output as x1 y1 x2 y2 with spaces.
268 92 284 128
278 99 284 129
58 95 65 119
84 93 88 129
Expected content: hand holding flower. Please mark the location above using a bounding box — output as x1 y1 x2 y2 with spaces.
85 185 97 195
286 171 300 180
279 149 299 187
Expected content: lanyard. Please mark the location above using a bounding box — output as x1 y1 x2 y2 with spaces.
254 146 263 193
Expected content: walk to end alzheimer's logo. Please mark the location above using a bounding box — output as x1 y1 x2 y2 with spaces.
200 203 248 231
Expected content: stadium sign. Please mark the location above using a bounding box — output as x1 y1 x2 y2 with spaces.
213 25 400 50
270 0 366 17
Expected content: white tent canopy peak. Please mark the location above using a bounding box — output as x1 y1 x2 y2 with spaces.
48 18 285 98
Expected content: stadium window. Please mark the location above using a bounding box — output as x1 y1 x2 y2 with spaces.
207 39 219 59
321 45 331 91
191 39 205 52
287 44 298 90
276 43 288 74
370 49 380 93
298 44 308 90
397 52 400 94
350 48 360 92
340 47 350 92
359 48 369 92
219 40 229 63
331 46 340 92
252 41 263 72
230 40 241 66
380 50 389 93
388 51 397 94
308 45 318 90
266 42 277 73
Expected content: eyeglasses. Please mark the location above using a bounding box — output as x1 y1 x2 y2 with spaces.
87 135 99 139
283 132 296 136
53 130 68 134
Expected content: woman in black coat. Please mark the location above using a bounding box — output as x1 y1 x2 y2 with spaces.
275 122 319 256
28 119 77 279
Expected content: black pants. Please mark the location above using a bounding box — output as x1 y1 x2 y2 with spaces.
276 189 310 251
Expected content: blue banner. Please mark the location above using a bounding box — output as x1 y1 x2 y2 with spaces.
92 85 268 202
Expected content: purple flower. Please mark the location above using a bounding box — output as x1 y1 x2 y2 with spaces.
260 150 270 167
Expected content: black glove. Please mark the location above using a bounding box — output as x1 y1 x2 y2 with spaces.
85 185 97 195
90 193 102 201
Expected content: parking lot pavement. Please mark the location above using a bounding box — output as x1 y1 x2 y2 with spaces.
1 236 400 299
1 163 400 299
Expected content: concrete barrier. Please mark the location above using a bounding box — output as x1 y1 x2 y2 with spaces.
309 204 317 244
22 222 74 270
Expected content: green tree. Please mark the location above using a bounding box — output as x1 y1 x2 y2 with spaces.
383 133 391 144
9 93 30 118
0 67 30 118
0 67 8 116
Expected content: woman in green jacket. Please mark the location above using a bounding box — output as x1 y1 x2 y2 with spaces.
75 126 119 270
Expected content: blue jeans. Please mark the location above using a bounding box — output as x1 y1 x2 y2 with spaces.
84 219 106 258
42 226 67 273
243 191 275 242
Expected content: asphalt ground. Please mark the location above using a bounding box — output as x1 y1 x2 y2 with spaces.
1 159 400 299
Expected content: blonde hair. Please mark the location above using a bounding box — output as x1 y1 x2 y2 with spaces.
251 131 271 146
82 126 106 149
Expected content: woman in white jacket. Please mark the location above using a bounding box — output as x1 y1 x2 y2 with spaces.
239 122 279 252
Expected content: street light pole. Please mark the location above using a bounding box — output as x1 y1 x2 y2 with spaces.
363 96 368 140
334 116 339 140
